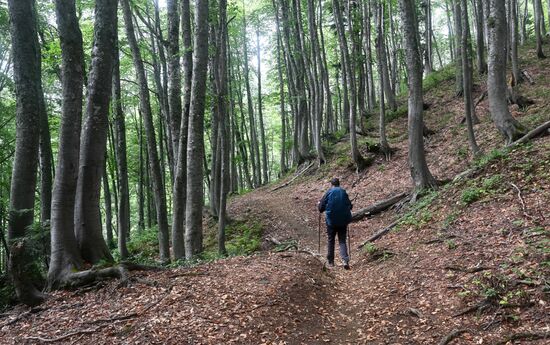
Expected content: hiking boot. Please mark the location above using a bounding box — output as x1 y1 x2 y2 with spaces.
327 261 335 268
343 262 350 270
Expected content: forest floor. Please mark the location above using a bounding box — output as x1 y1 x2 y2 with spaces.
1 48 550 344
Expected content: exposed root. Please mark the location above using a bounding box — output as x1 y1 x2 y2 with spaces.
495 331 550 345
438 329 468 345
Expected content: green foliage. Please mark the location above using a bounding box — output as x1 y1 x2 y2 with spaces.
225 221 262 256
423 64 456 92
398 191 438 230
0 274 16 311
363 242 377 254
474 148 509 169
461 174 503 205
124 227 160 265
386 105 408 123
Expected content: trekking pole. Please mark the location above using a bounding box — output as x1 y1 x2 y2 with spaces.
318 213 321 254
347 224 351 262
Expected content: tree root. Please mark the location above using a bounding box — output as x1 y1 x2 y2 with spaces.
438 329 468 345
23 325 110 343
495 331 550 345
510 120 550 146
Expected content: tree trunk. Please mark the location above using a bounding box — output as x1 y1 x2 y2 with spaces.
510 0 521 85
185 0 210 259
487 0 526 144
112 37 129 259
375 1 391 157
453 0 464 96
474 0 487 74
534 0 546 58
167 0 182 161
74 0 117 264
242 13 261 187
122 0 170 263
398 0 437 193
424 0 434 74
7 0 45 306
256 28 270 182
48 0 86 288
274 2 288 175
461 0 481 156
333 0 366 170
102 162 114 249
38 89 52 228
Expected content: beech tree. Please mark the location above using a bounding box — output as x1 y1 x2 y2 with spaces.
487 0 526 144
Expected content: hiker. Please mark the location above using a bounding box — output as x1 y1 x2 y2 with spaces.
318 178 352 269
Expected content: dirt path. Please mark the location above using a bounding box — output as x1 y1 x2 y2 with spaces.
229 186 366 344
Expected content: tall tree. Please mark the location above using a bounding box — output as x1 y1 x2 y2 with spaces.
487 0 526 143
398 0 437 194
112 34 129 259
375 0 391 158
48 0 85 288
474 0 487 74
185 0 210 259
167 0 182 160
6 0 45 306
122 0 170 263
460 0 480 156
453 0 463 96
256 27 270 181
510 0 521 85
534 0 546 58
73 0 118 264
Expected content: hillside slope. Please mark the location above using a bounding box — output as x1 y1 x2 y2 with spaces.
1 47 549 344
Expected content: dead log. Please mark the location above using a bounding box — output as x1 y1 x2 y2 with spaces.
351 193 409 222
271 161 315 192
357 220 400 249
438 329 468 345
510 120 550 146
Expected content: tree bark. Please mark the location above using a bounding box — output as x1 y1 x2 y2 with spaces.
38 89 52 228
510 0 521 85
112 38 129 259
534 0 546 58
185 0 210 259
375 0 391 157
48 0 85 288
73 0 117 264
453 0 464 96
398 0 437 193
121 0 170 263
7 0 45 306
474 0 487 74
487 0 526 144
460 0 481 156
256 28 270 182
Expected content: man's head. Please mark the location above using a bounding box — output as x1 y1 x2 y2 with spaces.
330 177 340 187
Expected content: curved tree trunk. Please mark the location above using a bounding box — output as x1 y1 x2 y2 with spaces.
398 0 437 193
185 0 210 259
487 0 526 144
48 0 85 288
73 0 117 265
7 0 45 306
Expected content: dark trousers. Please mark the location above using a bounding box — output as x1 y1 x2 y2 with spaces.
326 225 349 264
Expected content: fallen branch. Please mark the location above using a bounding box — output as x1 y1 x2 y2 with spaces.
521 69 535 85
271 161 315 192
0 307 45 327
444 262 489 274
438 329 468 345
351 193 409 222
357 220 400 249
23 325 108 343
510 120 550 147
495 331 550 345
452 300 490 317
509 182 533 219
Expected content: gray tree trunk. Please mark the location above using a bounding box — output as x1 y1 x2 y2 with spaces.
185 0 210 259
256 28 270 182
534 0 546 58
112 38 129 259
73 0 117 264
474 0 487 74
7 0 45 306
510 0 521 85
48 0 85 288
398 0 437 193
453 0 464 96
167 0 182 160
487 0 526 144
460 0 481 156
122 0 170 262
375 1 391 157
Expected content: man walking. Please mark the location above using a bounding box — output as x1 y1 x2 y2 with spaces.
318 178 353 269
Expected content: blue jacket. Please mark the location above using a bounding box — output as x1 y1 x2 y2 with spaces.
318 187 353 227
